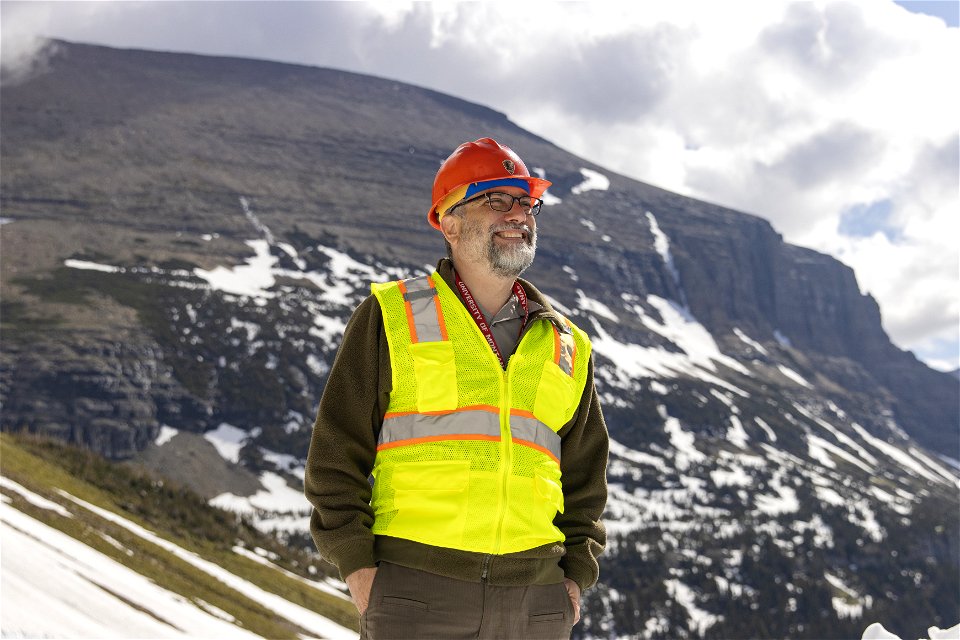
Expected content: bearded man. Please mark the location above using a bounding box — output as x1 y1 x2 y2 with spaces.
304 137 609 640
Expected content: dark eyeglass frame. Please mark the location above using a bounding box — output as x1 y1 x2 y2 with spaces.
462 191 543 216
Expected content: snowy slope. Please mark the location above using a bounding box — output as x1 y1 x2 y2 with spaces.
1 457 356 640
2 500 265 639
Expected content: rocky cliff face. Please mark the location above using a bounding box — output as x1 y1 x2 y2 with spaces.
2 41 957 639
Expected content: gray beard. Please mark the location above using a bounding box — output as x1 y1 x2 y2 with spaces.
461 219 537 278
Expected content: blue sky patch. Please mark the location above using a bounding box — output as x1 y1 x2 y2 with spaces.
895 1 960 27
838 199 902 241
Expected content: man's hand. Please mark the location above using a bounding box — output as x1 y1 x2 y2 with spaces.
563 577 581 625
345 566 378 615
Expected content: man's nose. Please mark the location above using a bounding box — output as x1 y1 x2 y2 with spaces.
503 201 527 223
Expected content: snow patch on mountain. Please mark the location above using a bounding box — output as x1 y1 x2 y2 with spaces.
306 353 331 377
793 404 879 467
826 572 873 620
194 239 278 298
571 168 610 194
754 473 799 516
60 195 404 319
847 498 885 542
733 327 769 355
710 463 753 488
862 622 960 640
797 514 836 549
230 318 260 342
577 290 619 322
645 211 686 304
609 438 669 472
531 167 562 206
203 423 248 464
774 330 793 347
645 297 750 376
211 472 307 516
590 295 751 397
755 417 777 442
666 578 721 636
725 415 750 449
662 406 707 471
807 433 873 473
777 364 812 388
63 258 123 273
154 425 179 446
239 196 274 244
851 423 956 487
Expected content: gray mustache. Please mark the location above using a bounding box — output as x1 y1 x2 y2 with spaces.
489 224 533 234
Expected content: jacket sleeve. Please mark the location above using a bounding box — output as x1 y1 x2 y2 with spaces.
304 294 391 580
556 354 609 591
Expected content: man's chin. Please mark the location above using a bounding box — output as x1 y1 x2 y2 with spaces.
489 250 535 277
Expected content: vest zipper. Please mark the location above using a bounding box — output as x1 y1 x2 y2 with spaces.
448 279 533 556
480 554 491 581
493 365 511 555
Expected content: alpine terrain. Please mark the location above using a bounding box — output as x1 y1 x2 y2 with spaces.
1 41 958 639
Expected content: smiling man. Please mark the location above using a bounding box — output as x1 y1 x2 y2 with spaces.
305 138 609 639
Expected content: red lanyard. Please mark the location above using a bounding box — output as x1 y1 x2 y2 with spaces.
454 270 529 369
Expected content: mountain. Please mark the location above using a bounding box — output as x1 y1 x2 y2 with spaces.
1 40 958 639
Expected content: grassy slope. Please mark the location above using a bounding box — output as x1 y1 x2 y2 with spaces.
0 432 358 636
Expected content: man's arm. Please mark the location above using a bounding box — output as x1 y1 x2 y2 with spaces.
556 355 609 592
304 295 391 582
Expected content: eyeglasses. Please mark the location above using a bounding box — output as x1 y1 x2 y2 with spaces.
464 192 543 216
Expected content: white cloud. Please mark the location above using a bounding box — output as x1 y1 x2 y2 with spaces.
2 0 957 369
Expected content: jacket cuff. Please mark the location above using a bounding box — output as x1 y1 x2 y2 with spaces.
330 537 377 581
559 545 600 592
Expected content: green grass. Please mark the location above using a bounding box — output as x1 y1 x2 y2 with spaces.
0 432 358 636
13 267 97 306
0 298 65 337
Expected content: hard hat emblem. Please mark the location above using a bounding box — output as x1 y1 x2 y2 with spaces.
502 159 516 174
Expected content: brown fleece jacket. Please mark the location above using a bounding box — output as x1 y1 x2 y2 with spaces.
304 258 608 591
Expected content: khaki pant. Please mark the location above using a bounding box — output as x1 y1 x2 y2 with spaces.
360 562 575 640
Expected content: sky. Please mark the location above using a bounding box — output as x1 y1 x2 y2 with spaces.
1 1 958 372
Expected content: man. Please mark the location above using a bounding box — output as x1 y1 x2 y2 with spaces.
305 137 608 639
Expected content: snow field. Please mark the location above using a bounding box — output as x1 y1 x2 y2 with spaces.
56 491 357 639
1 502 266 639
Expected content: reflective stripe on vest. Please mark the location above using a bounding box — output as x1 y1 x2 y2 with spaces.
398 275 448 344
378 406 562 464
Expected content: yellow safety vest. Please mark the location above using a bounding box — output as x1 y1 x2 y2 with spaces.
370 272 592 554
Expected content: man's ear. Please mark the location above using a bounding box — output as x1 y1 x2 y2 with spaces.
440 213 460 247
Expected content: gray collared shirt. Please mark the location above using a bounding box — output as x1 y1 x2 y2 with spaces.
475 293 544 361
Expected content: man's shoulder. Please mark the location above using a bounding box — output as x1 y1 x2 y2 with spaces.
346 293 385 328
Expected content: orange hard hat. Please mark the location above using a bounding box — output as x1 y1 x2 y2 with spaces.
428 137 552 229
